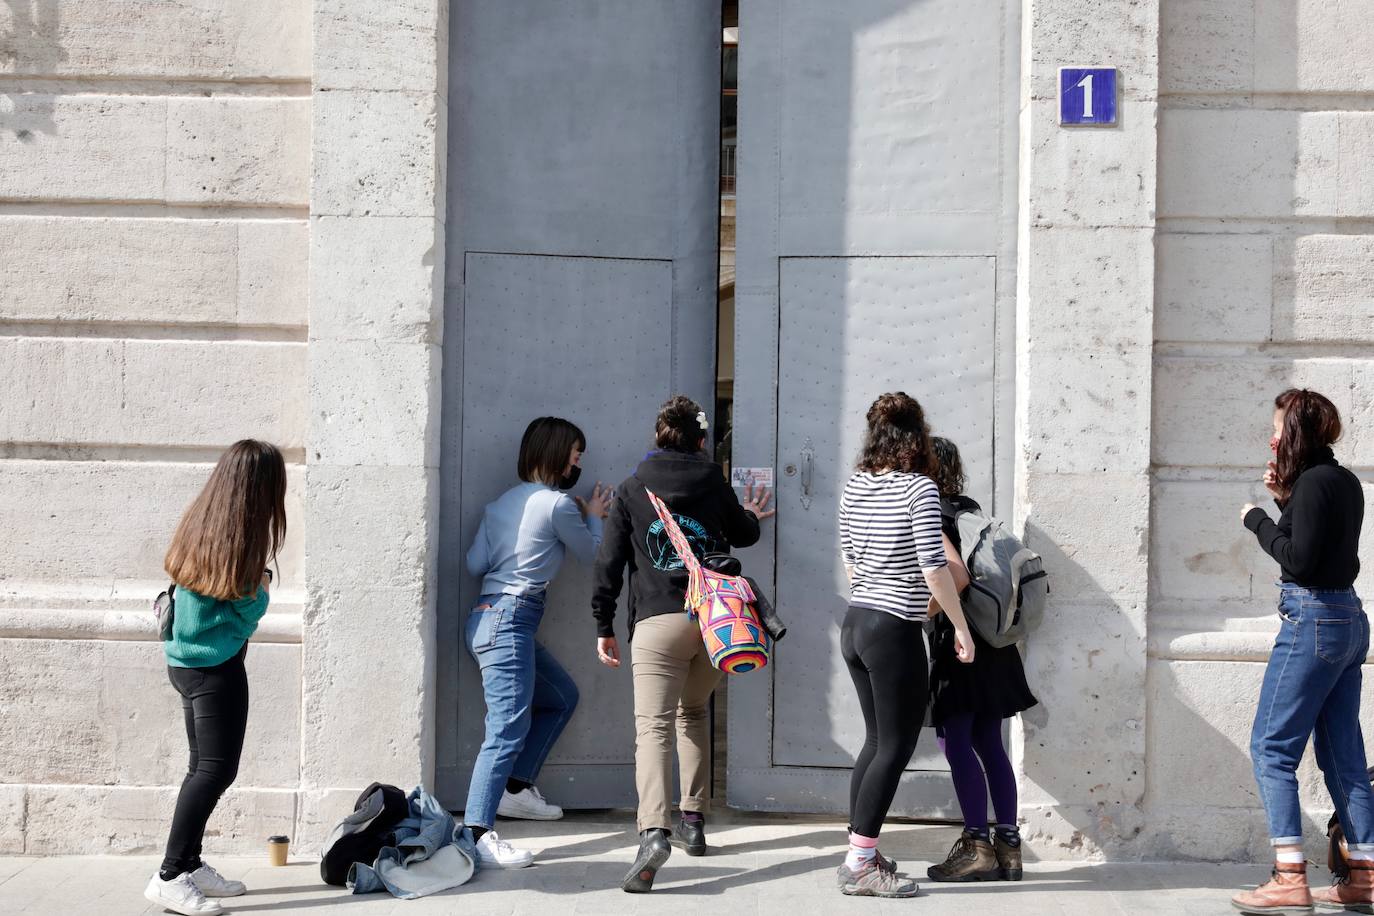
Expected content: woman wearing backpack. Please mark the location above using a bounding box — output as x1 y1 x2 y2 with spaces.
1232 389 1373 916
924 437 1038 884
462 416 612 869
144 440 286 916
835 394 975 898
591 395 775 893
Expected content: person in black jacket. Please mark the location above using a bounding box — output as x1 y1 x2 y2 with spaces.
1232 388 1373 915
591 395 775 893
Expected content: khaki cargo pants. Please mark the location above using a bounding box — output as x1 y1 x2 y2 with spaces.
631 612 723 832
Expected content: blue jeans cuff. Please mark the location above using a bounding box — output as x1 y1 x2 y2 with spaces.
1269 836 1304 847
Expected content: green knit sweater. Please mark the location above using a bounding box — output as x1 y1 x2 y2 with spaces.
164 585 270 668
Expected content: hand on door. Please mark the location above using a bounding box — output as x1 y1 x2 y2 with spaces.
742 481 776 520
596 636 621 668
576 482 614 520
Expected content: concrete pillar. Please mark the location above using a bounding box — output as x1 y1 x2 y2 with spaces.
301 0 449 838
1014 0 1159 856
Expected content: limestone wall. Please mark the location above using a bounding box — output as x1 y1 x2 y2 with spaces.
1146 0 1374 861
0 0 311 855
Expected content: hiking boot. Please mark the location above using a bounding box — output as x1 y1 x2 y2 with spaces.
994 830 1024 881
836 858 918 898
927 830 1001 883
1231 861 1314 915
833 850 899 889
622 829 671 893
672 816 706 856
1313 859 1374 913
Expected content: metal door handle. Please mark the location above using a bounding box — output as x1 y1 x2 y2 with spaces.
800 438 814 510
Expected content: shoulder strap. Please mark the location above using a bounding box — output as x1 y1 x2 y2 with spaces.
644 487 702 575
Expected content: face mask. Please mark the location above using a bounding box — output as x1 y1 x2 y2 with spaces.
558 465 582 491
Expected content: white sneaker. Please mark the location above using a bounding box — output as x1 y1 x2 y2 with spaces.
143 873 224 915
475 830 535 869
189 862 247 897
497 785 564 821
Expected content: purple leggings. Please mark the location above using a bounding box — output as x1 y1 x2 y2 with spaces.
939 713 1018 830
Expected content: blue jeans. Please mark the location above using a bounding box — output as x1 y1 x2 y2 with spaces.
1251 585 1374 849
462 593 579 830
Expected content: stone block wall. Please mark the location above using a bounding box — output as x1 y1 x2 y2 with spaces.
0 1 312 855
1147 0 1374 862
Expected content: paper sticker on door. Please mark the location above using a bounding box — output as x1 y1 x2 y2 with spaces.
731 467 774 489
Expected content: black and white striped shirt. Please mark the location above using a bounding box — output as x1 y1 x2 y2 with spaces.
838 471 947 621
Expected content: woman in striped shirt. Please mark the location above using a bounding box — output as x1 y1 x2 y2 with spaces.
834 392 975 899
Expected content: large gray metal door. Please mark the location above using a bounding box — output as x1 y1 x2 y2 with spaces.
437 2 721 809
729 0 1020 815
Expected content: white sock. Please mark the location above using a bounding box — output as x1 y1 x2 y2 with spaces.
1276 850 1305 864
1347 850 1374 862
845 845 876 870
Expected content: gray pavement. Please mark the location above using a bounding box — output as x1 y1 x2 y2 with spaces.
0 812 1309 915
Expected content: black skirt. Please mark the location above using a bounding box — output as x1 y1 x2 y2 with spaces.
929 615 1038 728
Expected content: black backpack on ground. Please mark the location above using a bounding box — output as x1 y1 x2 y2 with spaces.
320 782 410 886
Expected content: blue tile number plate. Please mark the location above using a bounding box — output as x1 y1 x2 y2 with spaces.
1059 67 1117 126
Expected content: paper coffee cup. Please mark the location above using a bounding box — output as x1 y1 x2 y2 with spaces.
267 835 289 866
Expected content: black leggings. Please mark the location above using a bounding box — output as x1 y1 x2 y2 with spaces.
161 644 249 878
841 606 928 838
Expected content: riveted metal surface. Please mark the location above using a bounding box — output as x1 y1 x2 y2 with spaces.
437 0 721 810
729 0 1020 815
773 255 996 769
447 253 672 803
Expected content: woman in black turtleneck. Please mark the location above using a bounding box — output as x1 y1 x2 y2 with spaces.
1231 388 1372 915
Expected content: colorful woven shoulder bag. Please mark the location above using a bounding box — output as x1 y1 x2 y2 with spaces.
644 487 771 673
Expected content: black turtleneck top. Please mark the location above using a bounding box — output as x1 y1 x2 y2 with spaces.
1243 449 1364 588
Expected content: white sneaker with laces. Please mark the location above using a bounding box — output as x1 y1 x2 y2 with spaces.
143 872 224 916
475 830 535 868
189 862 247 897
497 785 563 820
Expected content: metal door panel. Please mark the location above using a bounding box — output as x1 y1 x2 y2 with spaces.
729 0 1019 815
772 255 995 769
444 253 671 806
437 0 721 810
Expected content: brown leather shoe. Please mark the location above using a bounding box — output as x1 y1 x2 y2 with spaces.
1231 861 1314 914
993 832 1024 881
1313 859 1374 913
927 831 1001 883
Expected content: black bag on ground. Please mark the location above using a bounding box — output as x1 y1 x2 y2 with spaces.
320 782 410 886
1328 766 1374 880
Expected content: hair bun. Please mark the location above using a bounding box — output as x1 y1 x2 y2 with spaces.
655 395 707 453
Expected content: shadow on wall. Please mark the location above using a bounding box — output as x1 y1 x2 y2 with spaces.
1 0 65 136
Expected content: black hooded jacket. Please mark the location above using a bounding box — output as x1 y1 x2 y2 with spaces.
592 450 761 638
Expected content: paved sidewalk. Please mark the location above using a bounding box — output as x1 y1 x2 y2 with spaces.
0 812 1307 915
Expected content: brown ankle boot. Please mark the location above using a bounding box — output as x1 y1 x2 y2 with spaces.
993 831 1023 881
926 830 1000 882
1312 859 1374 913
1231 861 1313 914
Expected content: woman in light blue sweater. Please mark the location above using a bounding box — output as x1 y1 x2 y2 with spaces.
463 417 611 868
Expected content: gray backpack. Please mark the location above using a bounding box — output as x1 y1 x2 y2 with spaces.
953 507 1048 648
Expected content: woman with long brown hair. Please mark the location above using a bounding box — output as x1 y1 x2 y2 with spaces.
1231 389 1373 915
144 440 287 916
834 393 974 898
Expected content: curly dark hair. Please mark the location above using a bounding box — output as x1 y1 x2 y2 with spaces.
655 395 708 453
930 436 966 498
857 392 936 476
